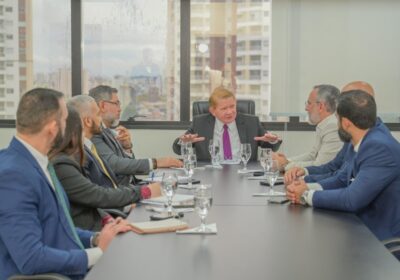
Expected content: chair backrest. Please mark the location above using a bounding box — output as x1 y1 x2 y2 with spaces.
192 99 256 117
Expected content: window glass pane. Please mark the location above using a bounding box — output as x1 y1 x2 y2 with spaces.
190 0 271 120
82 0 180 121
0 0 71 120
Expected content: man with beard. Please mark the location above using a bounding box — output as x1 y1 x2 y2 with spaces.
284 81 390 184
89 85 182 186
273 84 343 171
0 88 131 279
49 96 161 231
286 90 400 241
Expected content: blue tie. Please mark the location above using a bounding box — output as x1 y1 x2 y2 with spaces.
47 164 84 249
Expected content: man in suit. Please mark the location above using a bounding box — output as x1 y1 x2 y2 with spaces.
89 85 182 185
286 90 400 240
172 86 282 161
0 88 130 279
274 84 343 170
284 81 390 184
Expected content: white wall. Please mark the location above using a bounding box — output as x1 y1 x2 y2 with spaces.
271 0 400 121
1 128 399 159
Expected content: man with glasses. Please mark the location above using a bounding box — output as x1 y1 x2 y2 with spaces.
273 84 342 171
89 85 182 186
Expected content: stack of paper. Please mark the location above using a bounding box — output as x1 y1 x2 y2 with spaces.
141 194 194 206
130 219 188 234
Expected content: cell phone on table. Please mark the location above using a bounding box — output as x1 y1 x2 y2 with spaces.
259 181 284 186
150 212 184 221
178 178 201 185
253 171 264 177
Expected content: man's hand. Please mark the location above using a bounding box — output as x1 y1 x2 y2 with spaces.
286 180 308 204
179 133 205 144
115 126 133 150
284 167 305 185
272 152 289 171
156 157 183 168
148 182 162 197
97 217 132 251
254 133 280 143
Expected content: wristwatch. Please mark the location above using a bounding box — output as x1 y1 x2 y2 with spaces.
300 190 309 206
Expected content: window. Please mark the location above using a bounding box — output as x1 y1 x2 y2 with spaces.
190 0 271 120
82 0 180 121
0 0 71 120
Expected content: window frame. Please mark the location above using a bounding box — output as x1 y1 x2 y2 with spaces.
0 0 399 132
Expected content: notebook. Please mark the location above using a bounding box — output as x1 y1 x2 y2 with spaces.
130 219 189 234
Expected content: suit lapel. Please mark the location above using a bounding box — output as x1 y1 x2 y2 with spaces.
84 146 119 184
235 114 247 144
11 138 81 248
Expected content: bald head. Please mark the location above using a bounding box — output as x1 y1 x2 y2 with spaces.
341 81 375 97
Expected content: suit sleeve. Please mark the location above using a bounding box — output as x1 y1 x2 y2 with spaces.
92 134 150 175
53 159 140 208
313 143 398 212
0 169 88 276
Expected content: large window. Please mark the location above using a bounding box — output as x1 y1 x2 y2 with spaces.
82 0 180 121
190 0 272 120
0 0 71 120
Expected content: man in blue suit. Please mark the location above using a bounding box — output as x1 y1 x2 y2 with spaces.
286 90 400 240
0 88 130 279
284 81 390 184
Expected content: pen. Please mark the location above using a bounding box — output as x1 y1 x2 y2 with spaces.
151 171 154 182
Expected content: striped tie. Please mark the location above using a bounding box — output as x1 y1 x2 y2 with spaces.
90 145 118 189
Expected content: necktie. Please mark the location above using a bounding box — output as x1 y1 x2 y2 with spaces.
47 164 84 249
223 124 232 160
90 145 118 189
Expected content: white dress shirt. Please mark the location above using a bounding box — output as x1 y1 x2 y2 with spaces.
16 136 102 268
213 118 241 162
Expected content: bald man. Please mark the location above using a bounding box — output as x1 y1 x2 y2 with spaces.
284 81 389 185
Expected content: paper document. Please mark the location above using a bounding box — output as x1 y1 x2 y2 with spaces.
131 219 188 234
141 194 194 206
252 191 287 197
237 169 263 174
176 223 218 235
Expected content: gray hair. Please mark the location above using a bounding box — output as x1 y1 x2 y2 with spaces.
68 95 96 118
313 84 340 113
88 85 117 105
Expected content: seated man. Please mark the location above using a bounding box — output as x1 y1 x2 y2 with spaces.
274 84 343 170
285 81 390 183
173 86 281 161
286 90 400 241
0 88 130 280
89 85 182 185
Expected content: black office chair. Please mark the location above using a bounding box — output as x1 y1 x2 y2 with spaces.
383 238 400 260
192 99 256 117
8 274 70 280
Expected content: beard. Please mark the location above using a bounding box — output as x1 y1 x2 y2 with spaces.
338 127 352 143
307 112 321 125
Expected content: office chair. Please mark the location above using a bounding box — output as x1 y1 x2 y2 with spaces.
192 99 256 117
383 238 400 260
8 273 70 280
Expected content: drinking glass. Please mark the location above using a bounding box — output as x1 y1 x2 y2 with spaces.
259 148 273 177
181 141 193 158
194 184 213 232
265 160 280 196
239 143 251 171
184 153 197 188
161 173 178 215
208 139 221 167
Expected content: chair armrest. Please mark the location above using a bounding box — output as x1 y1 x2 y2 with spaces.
102 208 128 219
8 274 71 280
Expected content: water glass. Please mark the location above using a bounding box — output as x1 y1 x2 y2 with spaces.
239 143 251 171
265 160 280 196
208 139 221 167
259 148 273 176
194 184 213 232
161 173 178 215
184 153 197 188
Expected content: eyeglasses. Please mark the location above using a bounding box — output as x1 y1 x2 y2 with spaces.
305 100 320 106
103 100 121 107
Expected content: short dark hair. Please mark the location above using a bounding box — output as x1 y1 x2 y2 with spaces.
49 105 85 166
337 90 376 129
314 84 340 113
16 88 64 134
88 85 118 104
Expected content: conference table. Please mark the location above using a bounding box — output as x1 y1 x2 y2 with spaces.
85 163 400 280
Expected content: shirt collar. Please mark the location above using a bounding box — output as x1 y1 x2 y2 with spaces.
353 133 367 153
317 113 337 131
215 118 235 132
15 135 49 171
84 137 93 150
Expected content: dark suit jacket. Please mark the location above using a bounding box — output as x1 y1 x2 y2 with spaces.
305 118 389 183
172 113 282 161
51 152 140 231
313 124 400 240
0 138 91 280
92 127 149 186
